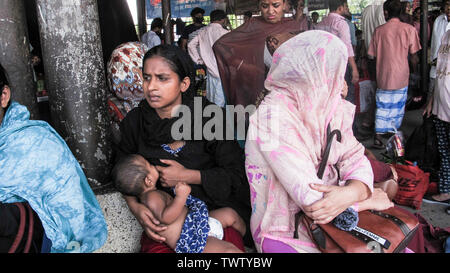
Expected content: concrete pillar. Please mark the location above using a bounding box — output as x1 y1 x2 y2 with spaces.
35 0 112 190
0 0 40 119
136 0 147 38
162 0 173 45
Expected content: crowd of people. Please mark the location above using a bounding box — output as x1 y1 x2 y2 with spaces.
1 0 449 253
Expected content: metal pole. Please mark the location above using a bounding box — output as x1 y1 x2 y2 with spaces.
35 0 112 191
161 0 172 45
136 0 147 38
420 0 428 97
0 0 40 120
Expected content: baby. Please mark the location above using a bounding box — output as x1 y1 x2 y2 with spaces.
112 154 246 253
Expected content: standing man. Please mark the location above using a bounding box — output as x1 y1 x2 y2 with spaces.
291 0 311 31
188 10 230 107
311 11 320 26
179 7 207 51
368 0 421 149
429 0 450 99
358 0 386 134
316 0 359 103
141 18 163 50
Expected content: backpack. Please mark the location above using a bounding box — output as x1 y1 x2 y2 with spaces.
0 202 44 253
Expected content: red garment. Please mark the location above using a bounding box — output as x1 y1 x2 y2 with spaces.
406 213 450 253
213 16 302 107
140 227 245 253
367 157 393 182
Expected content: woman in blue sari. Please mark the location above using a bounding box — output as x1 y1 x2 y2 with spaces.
0 63 107 253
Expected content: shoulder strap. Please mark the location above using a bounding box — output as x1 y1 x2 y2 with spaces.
8 203 26 253
7 203 35 253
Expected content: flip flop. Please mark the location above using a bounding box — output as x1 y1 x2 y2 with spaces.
422 194 450 205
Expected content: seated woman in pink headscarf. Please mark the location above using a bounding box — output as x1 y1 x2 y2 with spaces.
245 30 394 253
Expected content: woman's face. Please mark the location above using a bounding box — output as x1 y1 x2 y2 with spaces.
413 8 420 21
259 0 286 24
142 56 189 116
0 85 11 124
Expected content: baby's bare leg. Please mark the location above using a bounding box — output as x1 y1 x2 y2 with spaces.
203 236 243 253
209 208 246 236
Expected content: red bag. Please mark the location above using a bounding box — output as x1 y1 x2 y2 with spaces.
393 161 430 210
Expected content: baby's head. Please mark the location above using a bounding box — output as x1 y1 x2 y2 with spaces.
112 154 159 197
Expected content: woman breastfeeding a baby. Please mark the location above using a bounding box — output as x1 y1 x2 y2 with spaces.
115 45 252 253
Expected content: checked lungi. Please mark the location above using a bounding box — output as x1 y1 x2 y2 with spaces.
375 87 408 134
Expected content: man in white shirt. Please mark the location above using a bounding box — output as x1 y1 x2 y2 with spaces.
141 18 163 50
358 0 386 134
188 10 230 107
429 1 450 93
361 0 386 53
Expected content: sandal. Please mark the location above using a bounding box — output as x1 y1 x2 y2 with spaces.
372 137 385 149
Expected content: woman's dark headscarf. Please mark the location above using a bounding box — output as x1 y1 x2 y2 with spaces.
0 63 9 92
0 63 11 112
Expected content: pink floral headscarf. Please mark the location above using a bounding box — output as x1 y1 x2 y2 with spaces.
264 30 351 165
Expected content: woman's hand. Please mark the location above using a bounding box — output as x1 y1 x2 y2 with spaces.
359 188 394 212
423 96 433 118
126 197 167 243
156 160 201 187
303 181 370 225
156 160 188 187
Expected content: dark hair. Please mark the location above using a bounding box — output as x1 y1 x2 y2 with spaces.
328 0 347 12
151 18 163 30
384 0 402 18
191 7 205 17
289 0 304 10
210 9 227 22
312 11 319 16
143 45 196 100
0 63 9 92
244 11 253 18
400 1 409 13
112 154 148 197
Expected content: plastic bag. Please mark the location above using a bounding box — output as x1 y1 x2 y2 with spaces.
386 130 405 160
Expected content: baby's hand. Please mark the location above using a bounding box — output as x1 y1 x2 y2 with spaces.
175 182 191 198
